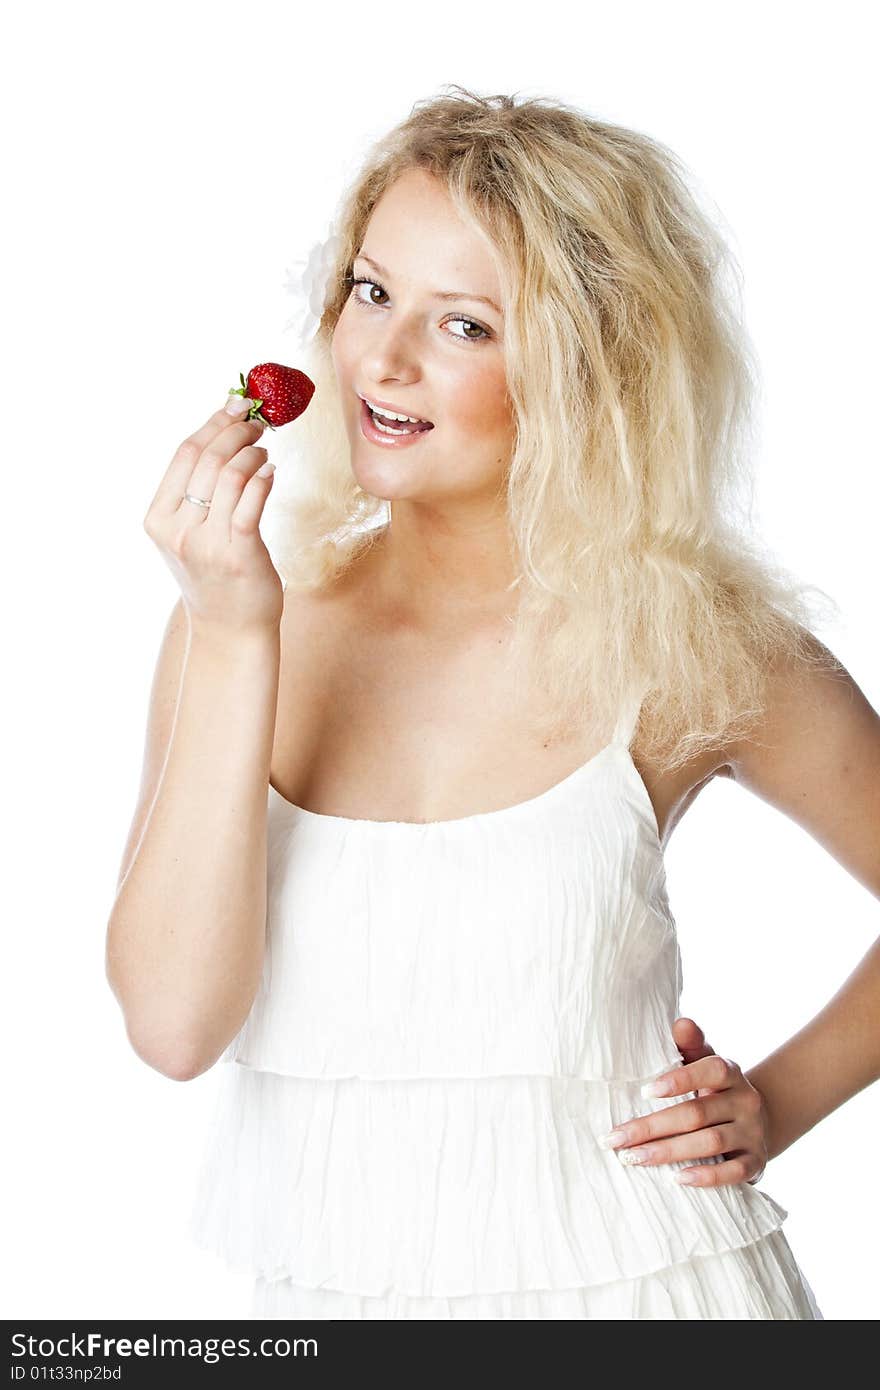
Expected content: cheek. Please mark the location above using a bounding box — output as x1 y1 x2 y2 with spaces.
451 366 511 436
330 316 351 373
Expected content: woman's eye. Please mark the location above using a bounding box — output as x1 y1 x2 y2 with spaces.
446 319 489 343
348 277 490 344
351 277 388 307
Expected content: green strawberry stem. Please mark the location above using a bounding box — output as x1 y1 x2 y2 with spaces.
227 374 275 429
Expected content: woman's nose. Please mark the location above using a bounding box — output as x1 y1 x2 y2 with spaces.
361 314 424 379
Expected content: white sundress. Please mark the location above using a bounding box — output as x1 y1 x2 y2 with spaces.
187 685 823 1320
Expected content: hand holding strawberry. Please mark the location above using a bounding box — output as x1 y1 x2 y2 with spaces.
227 363 315 429
143 363 314 640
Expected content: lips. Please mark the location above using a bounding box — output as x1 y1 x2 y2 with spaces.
359 396 435 447
357 391 433 427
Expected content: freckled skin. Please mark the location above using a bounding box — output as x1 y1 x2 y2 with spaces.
331 169 515 513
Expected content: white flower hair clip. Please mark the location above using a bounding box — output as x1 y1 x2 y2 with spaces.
282 219 344 347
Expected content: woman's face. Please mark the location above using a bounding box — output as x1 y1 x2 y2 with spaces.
331 168 514 508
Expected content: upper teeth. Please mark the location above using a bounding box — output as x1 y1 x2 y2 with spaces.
362 396 427 424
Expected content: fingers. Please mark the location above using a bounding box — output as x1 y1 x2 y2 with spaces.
672 1017 703 1037
642 1053 734 1099
201 443 273 538
676 1155 757 1187
671 1017 708 1052
179 418 267 522
596 1054 761 1188
600 1093 727 1151
148 404 262 518
611 1120 738 1170
231 458 276 534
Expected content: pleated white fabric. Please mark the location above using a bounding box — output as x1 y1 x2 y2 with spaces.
187 686 824 1320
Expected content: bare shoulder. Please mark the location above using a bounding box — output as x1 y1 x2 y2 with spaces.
725 629 873 780
723 629 880 895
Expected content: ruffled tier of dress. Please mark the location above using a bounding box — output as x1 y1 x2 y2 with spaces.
251 1228 822 1319
187 1065 810 1308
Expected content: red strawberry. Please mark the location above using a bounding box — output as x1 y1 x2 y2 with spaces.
227 363 315 429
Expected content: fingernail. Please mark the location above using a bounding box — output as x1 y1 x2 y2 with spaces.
641 1078 671 1098
598 1129 628 1150
225 394 251 416
674 1171 700 1184
256 461 275 478
617 1148 649 1166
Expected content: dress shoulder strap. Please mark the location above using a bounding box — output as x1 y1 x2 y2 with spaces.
610 677 649 752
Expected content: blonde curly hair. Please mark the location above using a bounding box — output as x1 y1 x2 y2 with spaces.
267 84 840 772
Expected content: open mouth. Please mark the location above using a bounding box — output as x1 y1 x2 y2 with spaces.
358 394 434 434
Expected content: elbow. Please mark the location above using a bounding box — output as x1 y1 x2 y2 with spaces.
104 938 243 1080
156 1055 211 1083
104 942 218 1080
130 1030 216 1082
112 999 218 1080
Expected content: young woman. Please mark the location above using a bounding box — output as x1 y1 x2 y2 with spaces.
106 87 879 1320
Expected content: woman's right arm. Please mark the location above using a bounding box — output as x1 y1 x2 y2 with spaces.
105 398 286 1082
106 614 280 1082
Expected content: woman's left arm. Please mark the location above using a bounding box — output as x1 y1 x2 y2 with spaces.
601 635 880 1185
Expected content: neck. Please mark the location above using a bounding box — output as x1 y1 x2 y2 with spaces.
369 501 521 626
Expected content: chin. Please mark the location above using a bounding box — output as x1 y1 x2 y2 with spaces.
349 459 427 502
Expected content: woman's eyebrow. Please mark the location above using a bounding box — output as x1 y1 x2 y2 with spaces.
354 252 503 316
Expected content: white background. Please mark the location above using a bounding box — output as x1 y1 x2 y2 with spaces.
3 0 877 1321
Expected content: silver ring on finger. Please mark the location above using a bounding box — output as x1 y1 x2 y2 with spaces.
183 492 212 510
